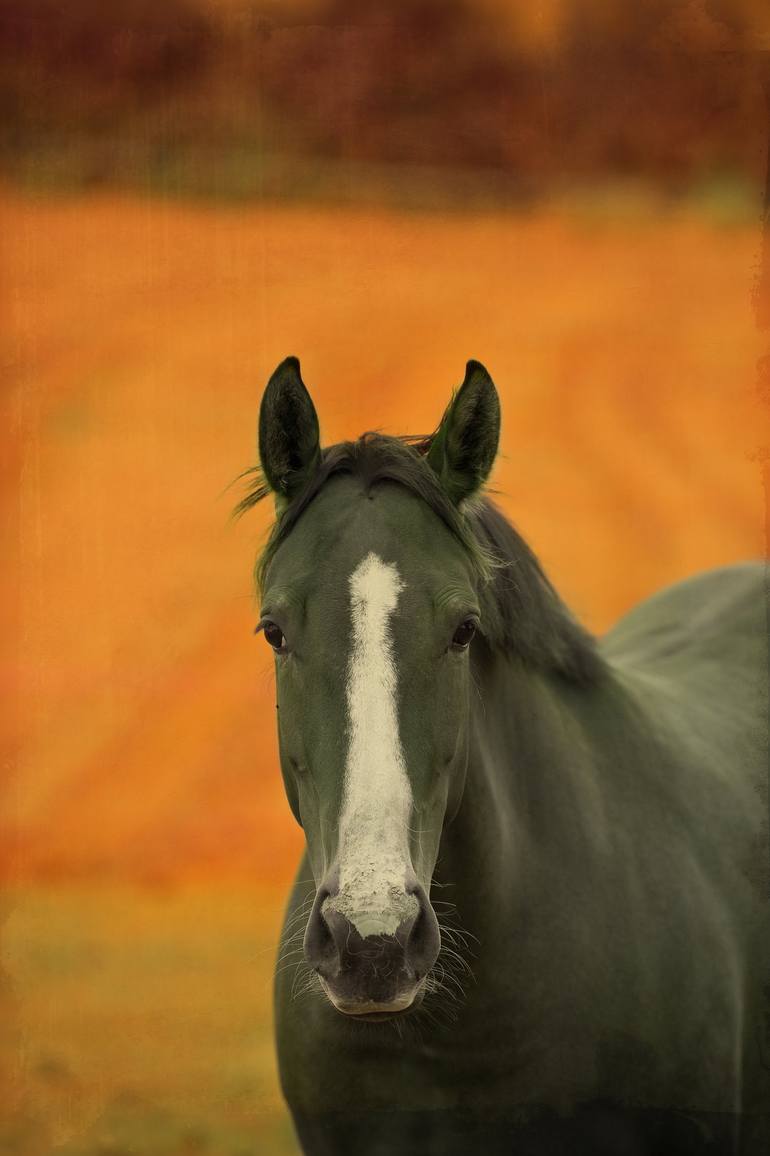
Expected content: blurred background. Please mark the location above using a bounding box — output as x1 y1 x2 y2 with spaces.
2 1 770 1153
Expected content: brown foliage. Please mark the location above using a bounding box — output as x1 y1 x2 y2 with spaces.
0 0 765 192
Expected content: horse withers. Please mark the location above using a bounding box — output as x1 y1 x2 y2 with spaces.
242 357 770 1155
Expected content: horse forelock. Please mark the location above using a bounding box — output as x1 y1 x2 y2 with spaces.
238 431 604 684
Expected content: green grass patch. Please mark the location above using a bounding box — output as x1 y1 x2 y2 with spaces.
0 885 300 1155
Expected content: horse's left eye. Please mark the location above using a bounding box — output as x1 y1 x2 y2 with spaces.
452 619 477 649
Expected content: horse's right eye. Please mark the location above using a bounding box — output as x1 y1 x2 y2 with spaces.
263 622 287 652
451 619 477 649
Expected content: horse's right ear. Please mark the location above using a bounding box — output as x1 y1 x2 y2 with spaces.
258 357 321 513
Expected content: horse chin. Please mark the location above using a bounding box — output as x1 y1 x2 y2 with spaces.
319 977 425 1020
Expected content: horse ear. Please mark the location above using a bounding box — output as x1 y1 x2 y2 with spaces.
258 357 321 511
426 360 500 504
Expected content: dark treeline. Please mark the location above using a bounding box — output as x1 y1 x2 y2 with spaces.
0 0 765 200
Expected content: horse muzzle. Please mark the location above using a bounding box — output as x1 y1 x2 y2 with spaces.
303 879 440 1017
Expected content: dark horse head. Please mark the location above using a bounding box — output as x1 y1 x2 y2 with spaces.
243 357 504 1019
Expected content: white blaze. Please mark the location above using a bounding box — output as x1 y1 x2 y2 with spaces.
323 552 418 938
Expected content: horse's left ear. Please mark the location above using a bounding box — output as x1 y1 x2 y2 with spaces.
426 361 500 504
259 356 321 513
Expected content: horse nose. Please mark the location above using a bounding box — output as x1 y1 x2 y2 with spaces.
303 880 440 983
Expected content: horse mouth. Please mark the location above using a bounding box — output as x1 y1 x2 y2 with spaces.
319 976 425 1019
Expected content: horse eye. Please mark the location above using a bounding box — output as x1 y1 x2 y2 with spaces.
452 619 477 649
263 622 287 652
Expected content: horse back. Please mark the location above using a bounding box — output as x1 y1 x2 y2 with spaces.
601 561 766 675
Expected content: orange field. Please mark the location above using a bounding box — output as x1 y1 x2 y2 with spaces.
1 189 768 1153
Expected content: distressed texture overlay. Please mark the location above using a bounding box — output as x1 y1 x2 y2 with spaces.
3 5 770 1153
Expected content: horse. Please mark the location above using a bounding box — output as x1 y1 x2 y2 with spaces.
240 357 770 1155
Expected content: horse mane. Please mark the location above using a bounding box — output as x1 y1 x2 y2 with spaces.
236 431 604 684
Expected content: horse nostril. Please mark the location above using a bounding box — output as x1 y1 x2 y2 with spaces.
303 887 340 975
401 886 441 977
